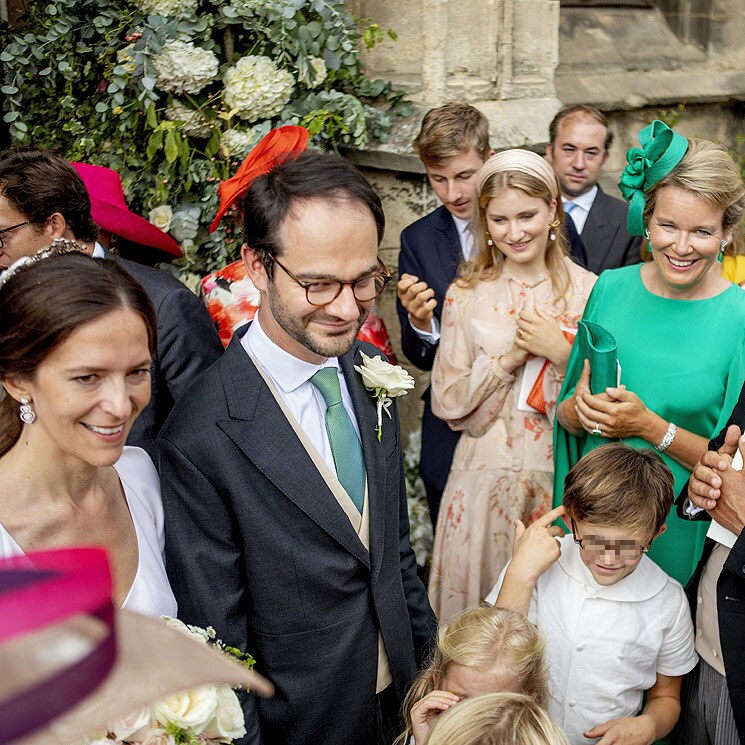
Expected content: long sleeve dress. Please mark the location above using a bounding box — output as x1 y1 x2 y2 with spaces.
428 257 597 621
554 264 745 585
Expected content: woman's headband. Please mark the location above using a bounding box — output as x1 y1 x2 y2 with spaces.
476 149 560 200
618 120 689 236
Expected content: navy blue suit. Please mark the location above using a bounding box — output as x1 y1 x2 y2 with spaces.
397 207 587 525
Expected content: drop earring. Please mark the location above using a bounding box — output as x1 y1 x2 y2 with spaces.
19 397 36 424
485 232 494 247
548 219 561 241
718 239 727 264
644 227 652 253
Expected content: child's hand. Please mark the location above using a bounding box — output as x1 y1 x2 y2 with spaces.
410 690 460 745
584 714 655 744
508 505 565 584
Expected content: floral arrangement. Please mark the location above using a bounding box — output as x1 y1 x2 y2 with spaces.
354 352 415 441
0 0 406 275
81 618 254 745
403 430 433 568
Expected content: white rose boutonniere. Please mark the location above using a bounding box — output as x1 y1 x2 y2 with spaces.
354 352 415 442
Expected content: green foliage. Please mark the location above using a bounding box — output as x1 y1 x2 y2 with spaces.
0 0 405 274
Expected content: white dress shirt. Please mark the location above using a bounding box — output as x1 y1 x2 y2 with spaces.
563 185 598 235
487 535 697 745
241 311 360 476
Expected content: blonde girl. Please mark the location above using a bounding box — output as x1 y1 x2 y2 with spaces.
428 149 597 621
396 606 548 745
427 692 569 745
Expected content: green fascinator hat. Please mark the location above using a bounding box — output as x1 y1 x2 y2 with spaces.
618 120 689 236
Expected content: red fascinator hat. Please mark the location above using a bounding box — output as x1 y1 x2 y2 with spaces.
209 125 310 232
70 162 182 258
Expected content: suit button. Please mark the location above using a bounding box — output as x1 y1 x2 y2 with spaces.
697 596 703 604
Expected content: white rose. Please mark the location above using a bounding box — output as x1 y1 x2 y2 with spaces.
152 685 218 734
138 728 176 745
108 706 152 741
203 686 246 741
354 352 415 397
148 205 173 232
162 616 212 644
308 56 327 88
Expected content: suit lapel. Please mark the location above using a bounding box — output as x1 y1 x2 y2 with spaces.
216 333 371 568
583 187 614 273
434 207 464 297
340 345 388 579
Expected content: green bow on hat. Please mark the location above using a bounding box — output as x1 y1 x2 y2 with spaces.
617 120 689 236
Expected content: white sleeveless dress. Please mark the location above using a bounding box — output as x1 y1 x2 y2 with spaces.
0 446 177 618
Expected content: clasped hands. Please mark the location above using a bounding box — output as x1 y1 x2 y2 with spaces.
501 308 571 375
688 424 745 535
571 359 649 440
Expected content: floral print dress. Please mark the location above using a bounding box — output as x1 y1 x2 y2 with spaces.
427 257 596 622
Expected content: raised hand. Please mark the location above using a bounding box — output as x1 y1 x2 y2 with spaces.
397 273 437 333
410 690 460 745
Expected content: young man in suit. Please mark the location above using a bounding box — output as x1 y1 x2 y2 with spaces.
158 151 436 745
546 105 642 274
0 149 222 453
396 103 491 527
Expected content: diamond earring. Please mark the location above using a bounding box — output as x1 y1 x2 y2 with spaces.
19 397 36 424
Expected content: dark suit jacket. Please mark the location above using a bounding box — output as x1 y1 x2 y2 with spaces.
157 329 436 745
677 384 745 741
581 186 643 274
113 255 223 453
396 206 586 491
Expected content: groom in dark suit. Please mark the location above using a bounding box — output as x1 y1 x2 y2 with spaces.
158 151 436 745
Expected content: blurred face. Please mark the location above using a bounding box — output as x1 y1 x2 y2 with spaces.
11 309 151 467
425 149 486 221
546 116 609 198
571 517 653 586
442 664 523 699
484 189 556 273
647 185 728 298
244 197 379 364
0 194 51 270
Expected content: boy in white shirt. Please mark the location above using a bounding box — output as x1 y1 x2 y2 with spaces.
487 444 697 745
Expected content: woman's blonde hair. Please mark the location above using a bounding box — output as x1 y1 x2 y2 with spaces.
426 692 569 745
395 607 548 745
642 138 745 237
459 164 570 308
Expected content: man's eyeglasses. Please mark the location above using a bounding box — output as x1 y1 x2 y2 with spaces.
0 221 30 250
268 254 391 307
570 519 650 563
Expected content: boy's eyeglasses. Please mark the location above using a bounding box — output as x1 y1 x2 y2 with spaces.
570 519 650 562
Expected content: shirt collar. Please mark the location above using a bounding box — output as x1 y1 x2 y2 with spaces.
563 185 598 213
556 534 669 601
92 242 106 259
244 311 340 394
452 215 471 236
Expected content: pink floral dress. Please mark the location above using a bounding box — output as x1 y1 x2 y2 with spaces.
200 259 397 361
427 257 596 622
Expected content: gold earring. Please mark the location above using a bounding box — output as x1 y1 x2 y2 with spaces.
485 232 494 247
548 219 561 241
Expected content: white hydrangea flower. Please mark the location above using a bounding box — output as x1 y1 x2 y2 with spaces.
223 55 295 122
308 56 327 88
152 41 219 95
165 102 212 138
220 127 260 159
137 0 199 18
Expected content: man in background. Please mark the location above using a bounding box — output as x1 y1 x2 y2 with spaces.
547 104 642 274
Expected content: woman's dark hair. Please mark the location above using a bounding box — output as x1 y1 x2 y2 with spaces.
0 253 157 456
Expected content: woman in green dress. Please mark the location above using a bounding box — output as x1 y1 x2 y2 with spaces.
554 121 745 585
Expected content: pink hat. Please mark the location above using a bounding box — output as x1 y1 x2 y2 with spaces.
70 162 182 258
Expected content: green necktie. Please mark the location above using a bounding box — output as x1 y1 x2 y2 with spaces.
310 367 366 513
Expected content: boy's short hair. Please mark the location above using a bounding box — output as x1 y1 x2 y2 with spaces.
413 102 490 167
563 443 673 537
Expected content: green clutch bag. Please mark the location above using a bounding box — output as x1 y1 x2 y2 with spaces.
576 320 620 394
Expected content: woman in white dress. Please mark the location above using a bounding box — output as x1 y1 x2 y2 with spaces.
0 247 176 617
